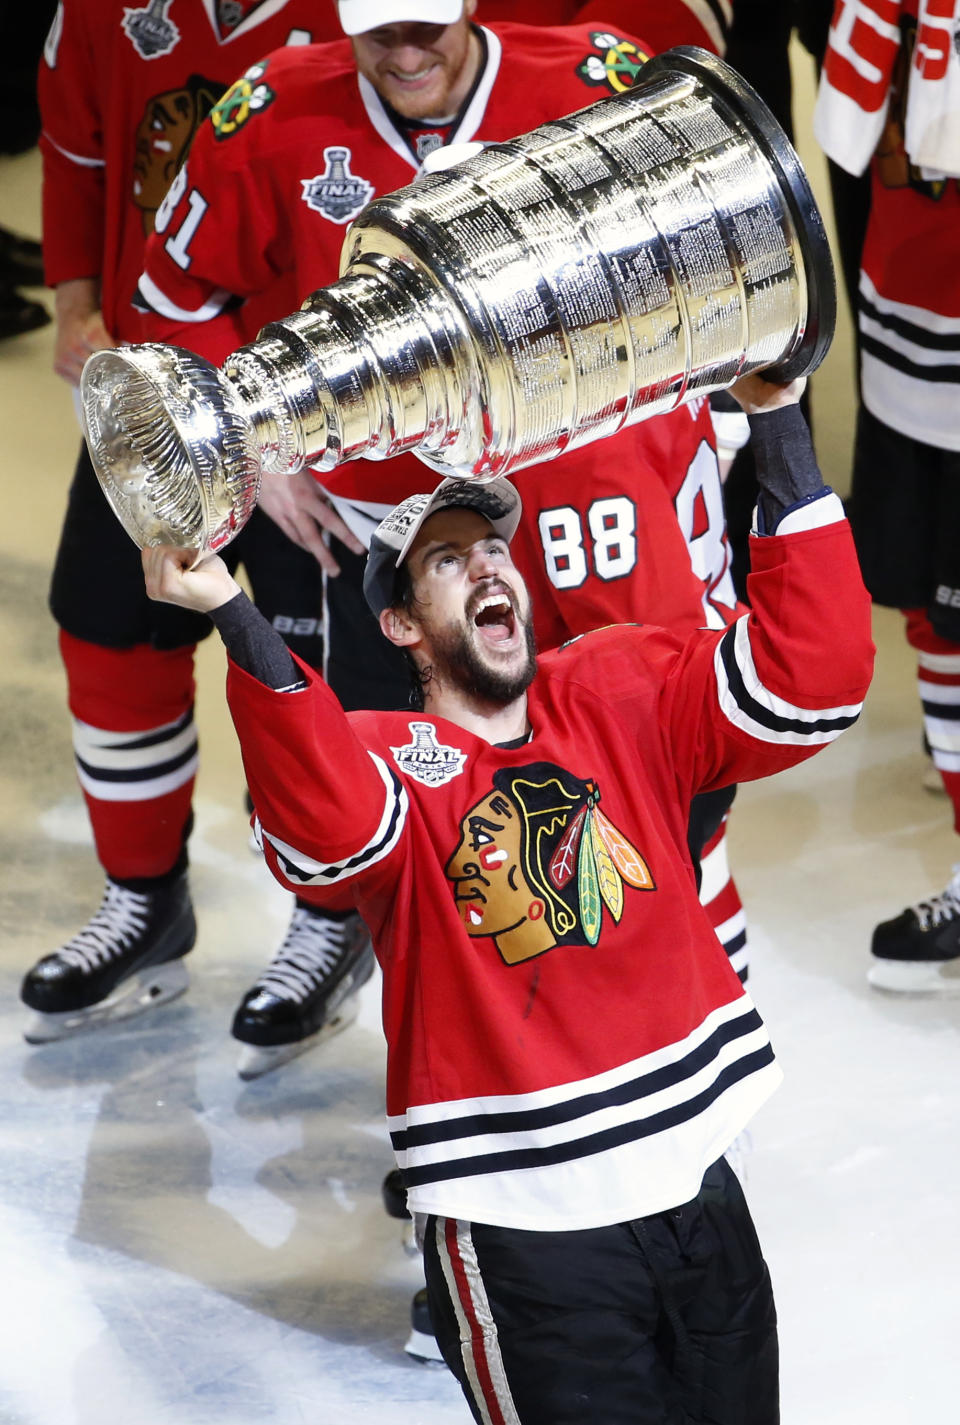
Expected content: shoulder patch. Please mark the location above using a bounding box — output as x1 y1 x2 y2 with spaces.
122 0 180 60
391 721 467 787
301 146 375 224
211 61 275 141
576 32 650 94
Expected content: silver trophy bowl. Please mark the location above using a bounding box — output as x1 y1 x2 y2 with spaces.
80 47 835 555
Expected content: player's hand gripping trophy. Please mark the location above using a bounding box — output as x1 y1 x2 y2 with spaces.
79 48 836 555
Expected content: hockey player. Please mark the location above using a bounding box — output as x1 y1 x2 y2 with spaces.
20 0 380 1073
140 372 874 1423
814 0 960 992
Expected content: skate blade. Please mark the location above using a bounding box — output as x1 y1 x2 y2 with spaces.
235 993 361 1081
404 1327 446 1365
867 957 960 994
24 960 190 1044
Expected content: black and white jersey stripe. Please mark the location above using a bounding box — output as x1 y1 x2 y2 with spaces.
715 616 863 747
858 271 960 451
389 994 779 1227
859 275 960 383
258 752 407 887
71 709 198 801
133 271 240 323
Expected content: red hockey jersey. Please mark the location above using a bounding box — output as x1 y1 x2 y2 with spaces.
815 0 960 451
38 0 332 343
226 498 873 1229
138 21 739 640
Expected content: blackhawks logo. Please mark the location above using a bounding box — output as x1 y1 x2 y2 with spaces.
447 762 654 965
211 61 275 141
576 31 650 94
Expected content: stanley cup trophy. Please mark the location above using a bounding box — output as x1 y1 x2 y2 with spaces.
79 48 836 556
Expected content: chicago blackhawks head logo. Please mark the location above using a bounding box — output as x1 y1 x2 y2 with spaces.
446 762 654 965
133 74 224 233
576 32 650 94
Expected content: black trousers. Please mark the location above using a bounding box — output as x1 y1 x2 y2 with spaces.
423 1157 778 1425
50 442 327 666
850 406 960 640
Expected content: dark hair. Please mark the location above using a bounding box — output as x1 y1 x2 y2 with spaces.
391 561 432 711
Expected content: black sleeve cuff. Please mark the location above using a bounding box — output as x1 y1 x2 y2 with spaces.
208 591 305 691
748 402 825 528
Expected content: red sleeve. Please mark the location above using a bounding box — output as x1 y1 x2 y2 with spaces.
662 506 875 796
574 0 729 56
226 660 407 907
38 1 106 285
561 501 874 800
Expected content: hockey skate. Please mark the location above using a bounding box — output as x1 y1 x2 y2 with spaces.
231 904 375 1079
405 1287 445 1365
20 873 196 1043
869 867 960 993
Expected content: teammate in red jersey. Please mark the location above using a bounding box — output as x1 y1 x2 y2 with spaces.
141 373 874 1423
22 0 377 1073
815 0 960 991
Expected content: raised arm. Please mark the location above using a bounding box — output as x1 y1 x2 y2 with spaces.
142 548 405 906
631 377 875 797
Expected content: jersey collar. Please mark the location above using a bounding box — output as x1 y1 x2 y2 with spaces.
201 0 304 46
357 24 502 173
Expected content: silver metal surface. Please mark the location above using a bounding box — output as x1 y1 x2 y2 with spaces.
80 47 834 554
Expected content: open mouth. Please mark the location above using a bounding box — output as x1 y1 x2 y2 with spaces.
471 591 517 647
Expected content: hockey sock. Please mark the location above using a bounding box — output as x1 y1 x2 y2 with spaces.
60 631 198 880
904 609 960 835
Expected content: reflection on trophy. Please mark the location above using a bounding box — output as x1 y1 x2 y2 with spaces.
80 47 835 556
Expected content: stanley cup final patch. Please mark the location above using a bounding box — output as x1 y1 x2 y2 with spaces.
122 0 181 59
391 722 467 787
301 147 375 224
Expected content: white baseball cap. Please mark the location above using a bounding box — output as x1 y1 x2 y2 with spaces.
363 476 522 617
338 0 464 36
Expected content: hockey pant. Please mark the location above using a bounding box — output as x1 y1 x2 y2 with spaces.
423 1157 778 1425
904 608 960 834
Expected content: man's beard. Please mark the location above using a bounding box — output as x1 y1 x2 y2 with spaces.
428 608 537 706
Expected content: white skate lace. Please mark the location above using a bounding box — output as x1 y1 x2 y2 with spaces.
254 908 361 1004
58 880 152 973
912 865 960 931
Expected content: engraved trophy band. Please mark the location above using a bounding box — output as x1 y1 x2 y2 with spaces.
80 47 836 556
